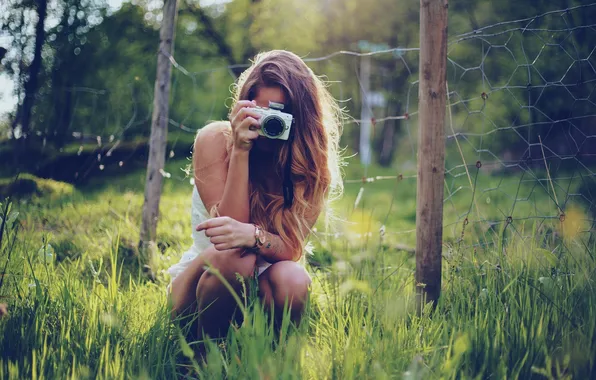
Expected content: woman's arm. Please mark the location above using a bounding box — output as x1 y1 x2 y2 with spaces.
254 207 319 262
251 228 294 262
195 216 294 260
193 123 243 219
194 102 261 223
196 208 321 262
210 147 251 222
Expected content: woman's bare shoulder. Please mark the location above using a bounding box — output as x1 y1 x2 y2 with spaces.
193 121 231 159
195 121 230 145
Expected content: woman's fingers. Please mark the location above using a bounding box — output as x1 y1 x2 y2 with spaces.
232 117 260 150
231 107 261 150
209 235 228 245
230 100 254 116
214 242 231 251
232 113 261 135
202 226 228 237
230 100 256 121
239 117 261 136
196 216 231 231
208 231 245 249
228 99 262 151
196 216 248 250
234 107 261 124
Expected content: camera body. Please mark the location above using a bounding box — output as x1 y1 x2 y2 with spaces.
252 101 293 140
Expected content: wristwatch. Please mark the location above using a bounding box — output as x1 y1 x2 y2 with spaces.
252 224 270 251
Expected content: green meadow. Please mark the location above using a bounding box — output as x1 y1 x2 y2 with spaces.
0 156 595 379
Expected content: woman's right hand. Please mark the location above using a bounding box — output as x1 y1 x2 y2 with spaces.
229 100 262 151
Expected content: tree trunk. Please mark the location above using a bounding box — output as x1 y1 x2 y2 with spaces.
415 0 448 313
51 72 73 149
139 0 179 262
20 0 48 140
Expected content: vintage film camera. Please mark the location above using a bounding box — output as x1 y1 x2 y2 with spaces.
252 101 293 140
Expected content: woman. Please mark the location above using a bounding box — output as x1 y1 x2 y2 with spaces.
167 50 343 339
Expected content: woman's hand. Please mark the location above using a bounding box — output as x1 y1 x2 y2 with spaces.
196 216 255 251
229 100 261 151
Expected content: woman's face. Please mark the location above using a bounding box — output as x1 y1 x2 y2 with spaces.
253 86 287 152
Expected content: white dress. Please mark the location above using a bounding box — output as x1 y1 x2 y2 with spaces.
167 186 272 284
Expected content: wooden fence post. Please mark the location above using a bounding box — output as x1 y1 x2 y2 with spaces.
416 0 448 312
139 0 178 261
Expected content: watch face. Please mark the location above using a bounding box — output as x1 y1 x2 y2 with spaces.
257 233 267 246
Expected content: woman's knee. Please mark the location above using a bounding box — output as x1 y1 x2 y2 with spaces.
267 262 311 307
201 246 257 280
195 247 257 301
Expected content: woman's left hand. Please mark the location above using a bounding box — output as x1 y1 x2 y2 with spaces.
196 217 255 251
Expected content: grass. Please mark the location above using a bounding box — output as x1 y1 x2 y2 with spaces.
0 156 595 379
0 174 76 200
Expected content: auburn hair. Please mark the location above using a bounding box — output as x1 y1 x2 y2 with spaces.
226 50 344 260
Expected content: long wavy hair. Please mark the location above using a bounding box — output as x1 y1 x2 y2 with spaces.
227 50 344 260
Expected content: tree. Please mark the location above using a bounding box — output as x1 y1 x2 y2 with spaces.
139 0 179 260
1 0 37 139
20 0 47 140
44 0 108 147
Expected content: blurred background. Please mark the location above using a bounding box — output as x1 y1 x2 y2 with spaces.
1 0 595 250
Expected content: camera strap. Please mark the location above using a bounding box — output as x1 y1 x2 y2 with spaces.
282 129 294 209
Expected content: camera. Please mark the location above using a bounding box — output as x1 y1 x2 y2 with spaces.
252 101 293 140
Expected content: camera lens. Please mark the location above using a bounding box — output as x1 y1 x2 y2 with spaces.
262 116 284 137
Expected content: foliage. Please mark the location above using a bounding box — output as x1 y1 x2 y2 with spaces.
1 0 594 172
0 173 75 200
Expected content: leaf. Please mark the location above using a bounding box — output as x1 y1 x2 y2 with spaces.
7 211 18 226
177 331 195 359
537 248 558 267
453 334 470 356
501 274 521 294
538 277 551 285
38 244 54 263
1 211 19 230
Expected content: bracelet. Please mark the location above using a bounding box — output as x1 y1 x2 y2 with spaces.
241 224 261 257
249 224 261 252
209 203 221 218
251 224 271 252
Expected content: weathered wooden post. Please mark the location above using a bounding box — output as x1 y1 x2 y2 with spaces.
415 0 448 312
139 0 178 262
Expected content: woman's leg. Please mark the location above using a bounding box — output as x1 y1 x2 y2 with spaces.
168 246 257 337
258 261 311 324
194 248 257 338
